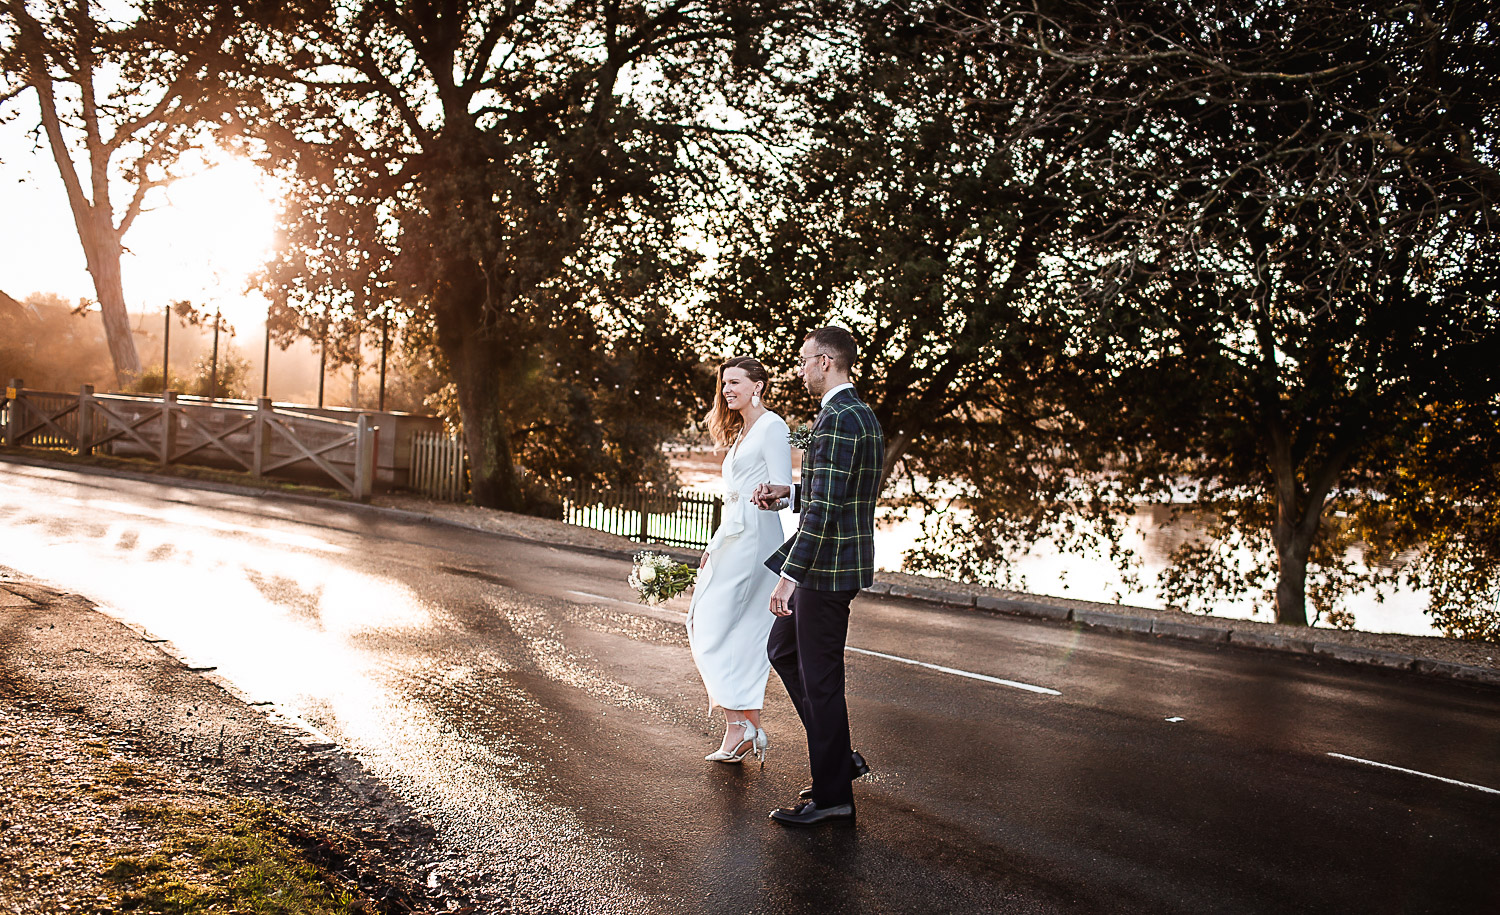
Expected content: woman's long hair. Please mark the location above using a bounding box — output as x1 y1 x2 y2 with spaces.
705 356 771 449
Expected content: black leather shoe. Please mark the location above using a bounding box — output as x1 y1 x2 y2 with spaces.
769 800 855 827
799 750 872 799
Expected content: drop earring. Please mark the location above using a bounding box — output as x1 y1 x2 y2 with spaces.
751 389 762 408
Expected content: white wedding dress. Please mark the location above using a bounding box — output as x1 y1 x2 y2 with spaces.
687 411 793 711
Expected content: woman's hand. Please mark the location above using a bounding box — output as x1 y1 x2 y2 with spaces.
753 483 791 510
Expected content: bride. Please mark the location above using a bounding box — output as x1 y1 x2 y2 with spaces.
687 355 792 764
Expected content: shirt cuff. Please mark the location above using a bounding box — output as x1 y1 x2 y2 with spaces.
781 571 800 585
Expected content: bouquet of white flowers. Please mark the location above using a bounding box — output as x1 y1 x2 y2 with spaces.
789 423 814 452
628 550 697 605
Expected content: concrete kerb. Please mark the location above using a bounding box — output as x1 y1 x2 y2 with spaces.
5 450 1499 690
929 588 1500 688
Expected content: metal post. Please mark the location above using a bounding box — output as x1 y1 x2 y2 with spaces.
77 384 94 456
6 378 23 447
162 305 171 394
209 309 221 400
317 324 327 409
253 397 272 478
379 308 389 413
262 313 271 399
161 391 177 465
354 413 375 501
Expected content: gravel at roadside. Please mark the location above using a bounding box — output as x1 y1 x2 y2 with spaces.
0 573 450 915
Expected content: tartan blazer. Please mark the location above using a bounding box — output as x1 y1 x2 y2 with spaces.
766 387 885 591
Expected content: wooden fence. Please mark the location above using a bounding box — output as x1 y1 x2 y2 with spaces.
2 381 377 500
409 430 467 501
1 380 727 547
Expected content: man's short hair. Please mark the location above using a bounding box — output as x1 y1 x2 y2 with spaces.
805 326 858 374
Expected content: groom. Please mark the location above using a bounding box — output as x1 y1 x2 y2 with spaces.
753 326 884 827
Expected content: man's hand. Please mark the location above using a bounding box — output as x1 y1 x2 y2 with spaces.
753 483 791 511
768 576 796 617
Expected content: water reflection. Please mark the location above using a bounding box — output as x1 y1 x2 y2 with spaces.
674 454 1435 636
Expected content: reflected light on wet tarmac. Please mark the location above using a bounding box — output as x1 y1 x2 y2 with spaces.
1 481 659 911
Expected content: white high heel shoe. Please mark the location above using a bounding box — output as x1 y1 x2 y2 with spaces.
753 727 769 768
706 721 757 763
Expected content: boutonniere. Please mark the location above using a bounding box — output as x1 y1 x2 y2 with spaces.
788 423 814 452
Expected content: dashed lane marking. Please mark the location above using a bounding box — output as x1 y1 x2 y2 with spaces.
1327 753 1500 795
564 590 1062 696
846 646 1061 696
568 590 634 605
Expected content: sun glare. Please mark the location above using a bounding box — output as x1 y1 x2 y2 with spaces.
126 147 283 329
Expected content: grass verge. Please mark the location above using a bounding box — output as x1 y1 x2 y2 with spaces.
103 797 370 914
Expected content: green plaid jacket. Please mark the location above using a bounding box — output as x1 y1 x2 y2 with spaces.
766 388 885 591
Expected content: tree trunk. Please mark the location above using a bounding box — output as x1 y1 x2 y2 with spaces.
81 216 142 388
1268 421 1313 626
881 430 911 492
15 4 142 389
434 273 526 512
1267 420 1353 627
1271 516 1312 627
456 352 523 512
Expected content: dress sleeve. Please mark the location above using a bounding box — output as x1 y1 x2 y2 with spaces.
764 417 793 487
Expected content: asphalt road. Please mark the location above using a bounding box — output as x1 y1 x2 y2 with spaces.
2 462 1497 914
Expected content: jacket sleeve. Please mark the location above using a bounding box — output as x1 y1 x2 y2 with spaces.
777 407 857 582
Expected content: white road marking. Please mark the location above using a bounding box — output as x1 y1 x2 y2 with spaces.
1327 753 1500 796
846 646 1061 696
564 590 1061 695
568 590 633 605
566 590 687 626
1165 716 1185 723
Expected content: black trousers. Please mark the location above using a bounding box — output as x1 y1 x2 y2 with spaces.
767 585 860 807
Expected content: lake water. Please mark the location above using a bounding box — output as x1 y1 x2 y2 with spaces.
673 451 1437 637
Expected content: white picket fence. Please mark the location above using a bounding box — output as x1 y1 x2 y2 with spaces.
409 430 467 501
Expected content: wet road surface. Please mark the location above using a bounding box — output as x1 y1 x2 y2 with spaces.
2 463 1498 914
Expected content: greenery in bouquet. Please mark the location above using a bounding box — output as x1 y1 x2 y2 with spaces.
789 423 814 452
628 551 697 605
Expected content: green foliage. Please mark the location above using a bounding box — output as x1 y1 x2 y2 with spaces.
131 365 191 395
712 0 1500 634
0 293 116 391
102 799 369 915
130 352 252 400
1356 401 1500 639
1052 0 1500 628
188 351 251 400
210 0 798 511
1 2 248 386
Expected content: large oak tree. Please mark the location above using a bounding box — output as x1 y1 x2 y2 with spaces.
712 0 1500 631
204 0 814 510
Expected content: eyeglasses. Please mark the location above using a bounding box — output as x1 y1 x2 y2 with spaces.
794 352 830 367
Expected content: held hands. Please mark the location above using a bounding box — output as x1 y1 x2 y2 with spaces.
768 575 796 617
752 483 791 511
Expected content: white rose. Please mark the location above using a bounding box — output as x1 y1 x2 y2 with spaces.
639 565 657 582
